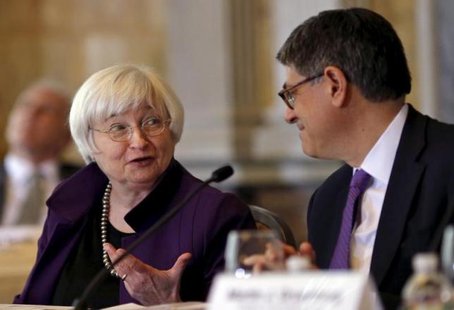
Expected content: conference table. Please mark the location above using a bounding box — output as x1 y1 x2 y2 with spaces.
0 303 206 309
0 226 40 304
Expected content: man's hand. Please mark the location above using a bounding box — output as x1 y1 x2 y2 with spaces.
298 241 317 267
242 240 317 272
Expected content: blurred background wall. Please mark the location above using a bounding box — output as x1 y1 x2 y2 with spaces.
0 0 452 243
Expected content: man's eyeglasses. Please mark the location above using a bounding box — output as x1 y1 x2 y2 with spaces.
91 116 171 142
278 73 323 109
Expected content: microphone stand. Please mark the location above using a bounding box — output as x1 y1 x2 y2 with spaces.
73 165 233 310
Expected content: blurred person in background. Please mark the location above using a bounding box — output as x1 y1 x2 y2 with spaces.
0 80 79 226
14 64 256 308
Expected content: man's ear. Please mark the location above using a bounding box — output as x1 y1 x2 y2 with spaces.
323 66 348 108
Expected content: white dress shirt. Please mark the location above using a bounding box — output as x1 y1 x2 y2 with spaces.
1 154 60 226
350 104 409 272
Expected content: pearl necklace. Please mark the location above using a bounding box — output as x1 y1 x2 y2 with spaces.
101 182 122 278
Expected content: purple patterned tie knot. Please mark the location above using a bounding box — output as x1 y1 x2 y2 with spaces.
329 169 371 269
350 169 371 192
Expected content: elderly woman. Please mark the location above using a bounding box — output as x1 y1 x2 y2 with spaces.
14 64 256 308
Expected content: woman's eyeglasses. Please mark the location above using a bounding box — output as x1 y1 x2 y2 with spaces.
91 117 171 142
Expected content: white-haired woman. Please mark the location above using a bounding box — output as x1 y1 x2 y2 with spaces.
14 64 255 308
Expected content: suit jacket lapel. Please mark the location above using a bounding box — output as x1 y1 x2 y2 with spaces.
370 106 426 286
309 165 352 267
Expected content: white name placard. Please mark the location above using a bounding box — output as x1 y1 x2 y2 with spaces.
207 271 382 310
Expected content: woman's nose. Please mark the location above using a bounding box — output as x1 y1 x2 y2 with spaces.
128 126 149 148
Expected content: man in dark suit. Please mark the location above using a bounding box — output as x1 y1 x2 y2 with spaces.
276 8 454 309
0 80 80 225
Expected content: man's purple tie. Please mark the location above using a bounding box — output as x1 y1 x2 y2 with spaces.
329 169 371 269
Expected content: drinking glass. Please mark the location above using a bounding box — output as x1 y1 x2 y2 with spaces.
441 225 454 282
225 229 285 279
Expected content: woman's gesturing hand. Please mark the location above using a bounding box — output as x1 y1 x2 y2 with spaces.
104 243 192 306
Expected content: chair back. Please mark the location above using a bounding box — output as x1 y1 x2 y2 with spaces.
249 205 297 248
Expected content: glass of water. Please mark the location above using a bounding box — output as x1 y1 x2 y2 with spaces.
441 225 454 283
225 229 285 278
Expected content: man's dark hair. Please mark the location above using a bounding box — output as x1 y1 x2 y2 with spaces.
276 8 411 102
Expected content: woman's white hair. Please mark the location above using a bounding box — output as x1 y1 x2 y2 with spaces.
70 64 184 163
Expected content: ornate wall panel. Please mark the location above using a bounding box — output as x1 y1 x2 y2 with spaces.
0 0 166 161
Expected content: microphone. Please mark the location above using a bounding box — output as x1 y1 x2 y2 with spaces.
206 165 233 183
73 165 234 309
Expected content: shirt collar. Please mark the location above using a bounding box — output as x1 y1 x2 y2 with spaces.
5 153 59 184
360 104 408 184
5 153 34 185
